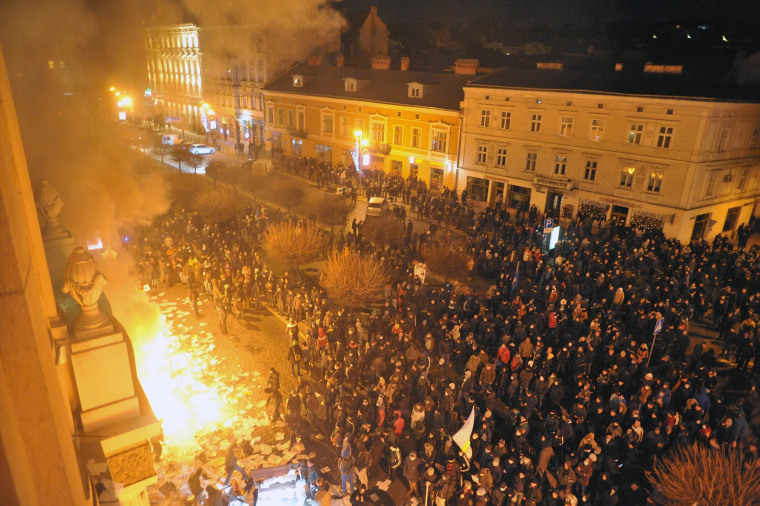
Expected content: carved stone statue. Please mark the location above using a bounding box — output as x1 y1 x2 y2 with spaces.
35 180 68 238
62 247 111 337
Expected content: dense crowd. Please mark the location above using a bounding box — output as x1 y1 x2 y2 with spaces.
131 179 760 505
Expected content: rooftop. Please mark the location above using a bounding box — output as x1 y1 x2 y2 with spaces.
468 66 760 102
262 62 473 111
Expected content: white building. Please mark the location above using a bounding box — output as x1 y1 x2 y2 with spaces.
458 65 760 243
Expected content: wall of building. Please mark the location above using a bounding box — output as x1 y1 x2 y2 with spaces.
459 84 760 243
264 92 460 191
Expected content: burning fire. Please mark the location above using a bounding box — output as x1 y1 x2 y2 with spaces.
133 315 236 454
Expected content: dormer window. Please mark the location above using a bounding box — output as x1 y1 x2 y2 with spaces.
344 78 357 92
292 74 303 87
408 82 423 98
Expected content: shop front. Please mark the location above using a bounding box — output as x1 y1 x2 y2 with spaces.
545 191 564 218
610 205 629 226
466 175 488 202
577 199 609 223
489 181 505 206
507 184 532 211
630 210 666 232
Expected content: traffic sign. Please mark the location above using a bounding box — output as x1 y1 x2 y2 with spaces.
653 317 664 335
544 218 553 229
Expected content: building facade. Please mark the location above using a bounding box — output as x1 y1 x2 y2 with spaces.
262 60 471 191
458 66 760 243
145 24 204 132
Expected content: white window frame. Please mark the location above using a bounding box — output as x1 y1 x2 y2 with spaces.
620 166 635 188
370 118 386 143
476 145 488 164
627 123 644 144
646 171 663 192
500 111 512 130
584 160 597 181
559 116 573 137
411 127 422 149
340 116 349 136
480 109 491 128
590 118 605 142
393 125 403 145
321 110 334 135
431 128 448 153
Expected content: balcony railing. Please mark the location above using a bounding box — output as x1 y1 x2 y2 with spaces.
533 175 574 191
368 142 391 156
287 127 308 139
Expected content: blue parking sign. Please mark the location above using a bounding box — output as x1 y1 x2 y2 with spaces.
544 218 553 229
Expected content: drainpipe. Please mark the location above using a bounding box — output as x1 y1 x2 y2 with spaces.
454 109 464 195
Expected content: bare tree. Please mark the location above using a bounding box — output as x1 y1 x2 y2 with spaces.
193 187 237 224
316 199 351 239
263 221 324 274
153 141 173 167
320 251 391 308
166 172 204 208
187 153 205 174
647 443 760 505
421 244 469 282
170 147 192 173
361 215 405 252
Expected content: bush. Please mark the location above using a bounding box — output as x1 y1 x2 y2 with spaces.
263 221 324 269
320 252 391 308
647 443 760 505
421 244 469 282
192 188 237 224
317 199 351 236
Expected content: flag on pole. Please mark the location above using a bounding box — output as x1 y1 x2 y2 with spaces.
452 407 476 460
511 261 520 296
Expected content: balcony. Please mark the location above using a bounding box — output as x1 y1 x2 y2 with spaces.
287 127 308 139
368 142 391 156
533 175 574 191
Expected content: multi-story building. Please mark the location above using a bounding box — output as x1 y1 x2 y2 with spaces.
145 24 204 131
261 58 474 191
199 24 268 146
458 65 760 243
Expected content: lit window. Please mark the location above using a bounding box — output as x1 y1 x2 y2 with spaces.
500 111 512 130
657 126 673 148
628 123 644 144
620 166 635 188
48 60 55 70
480 109 491 127
584 161 597 181
525 152 537 172
530 114 542 133
394 125 403 145
477 145 488 164
371 121 385 142
590 118 605 141
431 130 448 153
647 171 663 192
559 116 573 137
411 128 421 148
554 155 567 175
496 148 507 167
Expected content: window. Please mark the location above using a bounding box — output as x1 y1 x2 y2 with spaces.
411 128 421 148
525 152 537 172
620 167 635 188
530 114 542 133
584 161 597 181
590 118 605 141
391 160 402 175
298 111 305 129
477 145 488 164
559 116 573 137
657 126 673 148
554 155 567 175
717 129 730 152
723 206 741 232
393 125 403 145
496 148 507 168
628 123 644 144
266 105 274 124
430 168 444 190
344 78 356 92
705 172 718 196
647 171 663 192
287 110 294 128
48 60 55 70
431 130 448 153
500 111 512 130
322 113 333 134
340 117 349 136
737 168 748 190
408 83 423 98
480 109 491 127
292 74 303 87
371 121 385 142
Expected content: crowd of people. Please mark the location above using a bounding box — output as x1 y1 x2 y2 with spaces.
130 169 760 505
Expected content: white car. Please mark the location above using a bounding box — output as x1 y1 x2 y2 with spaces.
366 196 389 218
189 144 216 155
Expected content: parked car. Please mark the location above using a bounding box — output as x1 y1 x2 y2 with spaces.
162 134 182 145
189 144 216 155
324 186 348 197
365 196 389 218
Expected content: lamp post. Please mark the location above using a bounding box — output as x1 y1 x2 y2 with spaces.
354 129 368 174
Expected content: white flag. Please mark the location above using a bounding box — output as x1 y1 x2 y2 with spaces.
452 407 475 460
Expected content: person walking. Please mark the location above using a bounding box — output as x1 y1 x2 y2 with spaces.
339 448 356 496
287 340 303 378
224 442 248 486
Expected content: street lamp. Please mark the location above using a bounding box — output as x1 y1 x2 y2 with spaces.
354 130 364 173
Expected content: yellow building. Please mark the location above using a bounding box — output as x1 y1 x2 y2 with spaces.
458 65 760 243
261 58 472 192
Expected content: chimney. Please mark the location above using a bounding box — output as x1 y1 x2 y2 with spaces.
454 59 479 75
371 55 391 70
400 57 410 71
308 54 317 66
614 63 623 71
369 5 378 16
337 54 345 67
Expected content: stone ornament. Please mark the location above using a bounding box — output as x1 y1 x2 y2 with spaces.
35 180 68 238
62 247 110 335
